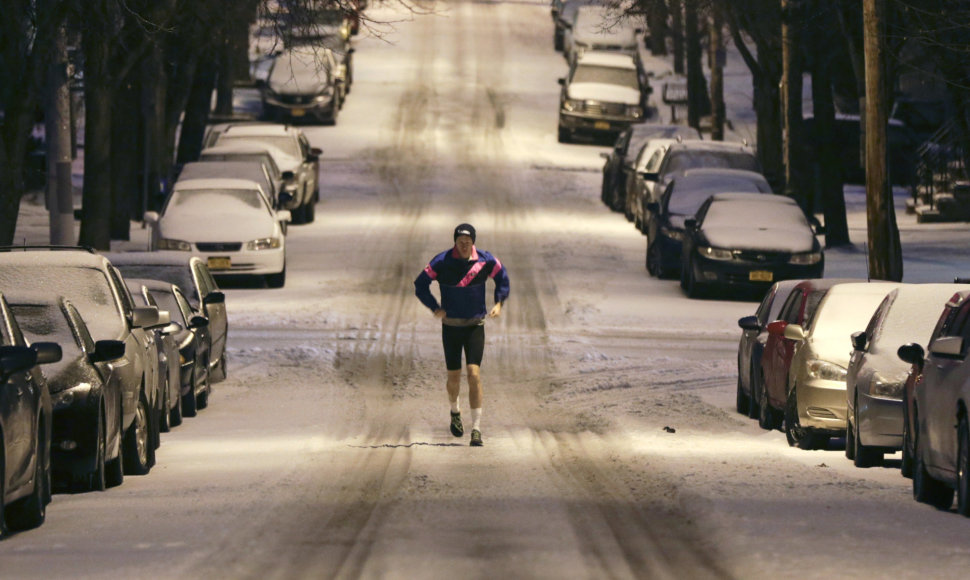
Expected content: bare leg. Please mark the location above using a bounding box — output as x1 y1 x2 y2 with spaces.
466 364 482 409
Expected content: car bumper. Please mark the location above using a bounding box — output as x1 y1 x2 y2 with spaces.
559 112 642 135
797 378 848 433
193 247 285 277
858 392 904 449
689 255 823 290
264 94 336 120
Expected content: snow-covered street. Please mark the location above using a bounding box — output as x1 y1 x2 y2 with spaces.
5 1 970 578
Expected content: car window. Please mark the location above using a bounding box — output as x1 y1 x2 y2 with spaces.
644 147 667 173
571 64 638 90
801 289 831 329
108 266 136 315
173 288 195 321
755 285 778 325
64 301 96 354
151 288 187 326
664 150 760 175
865 292 894 346
778 289 804 323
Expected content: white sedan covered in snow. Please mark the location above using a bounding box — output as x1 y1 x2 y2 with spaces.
144 178 291 288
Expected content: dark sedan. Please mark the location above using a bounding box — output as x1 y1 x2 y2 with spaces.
680 193 824 299
104 252 228 384
11 297 127 492
137 280 212 418
644 168 772 279
0 293 61 533
127 279 182 433
736 279 801 419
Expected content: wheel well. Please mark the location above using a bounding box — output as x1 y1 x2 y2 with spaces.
958 401 968 427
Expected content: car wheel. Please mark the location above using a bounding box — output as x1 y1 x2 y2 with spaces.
182 372 199 418
267 263 286 288
646 241 660 277
736 374 750 416
159 382 172 434
758 371 781 430
844 412 856 460
78 405 107 492
747 362 761 419
170 384 183 427
6 434 47 531
913 419 954 509
901 401 914 478
303 198 315 224
958 417 970 516
785 385 826 450
685 259 704 299
196 366 211 410
122 393 153 476
853 398 883 467
105 400 124 488
557 127 570 143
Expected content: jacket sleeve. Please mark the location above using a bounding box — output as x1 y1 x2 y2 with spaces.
414 264 440 312
491 257 510 305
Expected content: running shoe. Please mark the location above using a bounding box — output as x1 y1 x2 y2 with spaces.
470 429 483 447
450 411 463 437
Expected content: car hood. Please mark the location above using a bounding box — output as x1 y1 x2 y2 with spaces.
567 83 640 105
160 211 279 242
269 68 329 95
701 225 816 253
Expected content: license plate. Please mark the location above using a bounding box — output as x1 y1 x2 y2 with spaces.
749 270 773 282
291 108 305 117
208 257 232 270
593 121 610 130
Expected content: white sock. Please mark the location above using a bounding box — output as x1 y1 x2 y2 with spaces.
450 398 460 414
471 408 482 431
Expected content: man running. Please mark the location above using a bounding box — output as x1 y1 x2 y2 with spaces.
414 223 510 447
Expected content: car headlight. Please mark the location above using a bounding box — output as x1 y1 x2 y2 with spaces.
247 237 281 250
869 374 904 399
807 359 847 382
563 98 583 112
52 383 92 411
157 238 192 251
698 245 733 261
660 226 684 241
626 105 643 118
790 251 822 265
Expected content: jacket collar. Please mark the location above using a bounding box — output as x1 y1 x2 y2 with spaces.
451 246 479 261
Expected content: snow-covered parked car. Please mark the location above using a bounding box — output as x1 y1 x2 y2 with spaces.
846 284 970 468
565 5 640 63
680 193 824 298
144 178 291 288
104 252 228 384
261 45 342 126
198 143 304 224
774 282 901 450
204 122 321 225
557 50 649 143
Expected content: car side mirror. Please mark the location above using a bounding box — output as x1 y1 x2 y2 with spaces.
149 310 172 329
144 211 159 224
281 170 296 181
639 171 658 182
783 323 807 341
0 345 38 379
851 331 867 352
737 315 761 332
91 339 126 363
307 153 320 163
929 335 964 357
189 315 209 329
809 216 826 235
277 210 292 223
684 218 698 230
897 343 925 368
131 306 160 329
766 320 788 336
161 322 181 335
32 342 62 365
645 201 660 213
558 78 565 86
310 147 323 156
203 291 226 306
599 152 610 160
277 191 294 206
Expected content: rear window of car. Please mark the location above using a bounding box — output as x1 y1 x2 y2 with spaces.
666 151 760 175
572 64 637 90
217 135 300 160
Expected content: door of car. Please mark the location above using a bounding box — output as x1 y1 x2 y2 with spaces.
762 288 807 408
193 261 227 379
922 300 970 472
0 299 38 492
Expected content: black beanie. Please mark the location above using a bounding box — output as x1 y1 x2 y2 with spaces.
454 223 476 243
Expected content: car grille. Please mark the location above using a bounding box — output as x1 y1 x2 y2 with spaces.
733 250 788 264
592 43 626 52
197 242 242 252
276 94 314 105
580 101 628 116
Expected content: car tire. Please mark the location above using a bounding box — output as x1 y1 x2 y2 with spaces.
196 367 211 410
901 402 914 478
105 401 124 488
557 127 570 144
747 362 761 420
913 419 954 509
646 240 659 277
852 399 883 468
845 413 856 460
78 405 107 492
267 263 286 288
159 382 172 434
6 433 47 531
958 417 970 517
684 259 705 299
170 385 183 427
303 198 315 224
182 373 199 418
758 371 782 430
785 385 826 450
122 393 153 476
736 375 750 416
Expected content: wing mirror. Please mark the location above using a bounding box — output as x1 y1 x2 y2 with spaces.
737 315 761 332
0 345 38 379
897 343 925 368
131 306 160 329
91 339 126 363
639 171 659 182
684 218 698 230
144 211 159 225
851 331 868 352
149 310 172 329
277 210 292 223
783 323 807 341
189 315 209 329
32 342 63 365
281 170 296 181
645 201 660 214
203 291 226 306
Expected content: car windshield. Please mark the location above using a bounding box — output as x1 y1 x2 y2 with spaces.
115 265 197 304
217 135 301 159
666 151 760 175
666 177 765 215
271 51 332 82
703 200 806 229
810 292 892 343
0 266 123 339
165 189 269 214
572 64 637 90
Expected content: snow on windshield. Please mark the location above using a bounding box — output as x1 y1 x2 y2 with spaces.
166 189 267 215
115 265 196 303
666 177 765 215
572 65 637 90
870 287 963 355
217 135 300 159
666 151 760 174
811 290 896 342
703 199 807 229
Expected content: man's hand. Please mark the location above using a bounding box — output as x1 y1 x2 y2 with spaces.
488 302 503 318
434 308 446 319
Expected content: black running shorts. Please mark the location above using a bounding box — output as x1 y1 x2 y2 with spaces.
441 323 485 370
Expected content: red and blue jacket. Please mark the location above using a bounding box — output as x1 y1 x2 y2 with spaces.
414 246 510 319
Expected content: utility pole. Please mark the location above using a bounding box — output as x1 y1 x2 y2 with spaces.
781 0 804 203
863 0 902 280
45 25 76 245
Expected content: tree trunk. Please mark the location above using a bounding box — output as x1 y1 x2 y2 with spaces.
110 80 140 240
781 0 805 203
78 48 114 250
647 0 669 56
177 60 218 165
709 7 725 141
755 73 785 192
685 0 710 130
863 0 902 281
672 0 685 75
